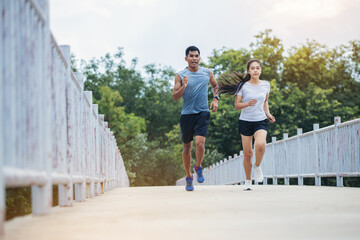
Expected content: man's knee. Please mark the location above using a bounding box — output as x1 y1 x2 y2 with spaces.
195 140 205 149
183 143 192 153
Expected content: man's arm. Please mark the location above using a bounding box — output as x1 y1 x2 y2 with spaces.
173 74 188 102
209 70 219 112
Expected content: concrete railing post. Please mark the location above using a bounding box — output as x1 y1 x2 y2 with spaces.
297 128 303 185
313 124 320 186
84 91 95 197
59 45 73 207
239 151 244 184
335 117 343 187
272 137 277 185
283 133 289 185
93 104 101 196
233 154 238 184
0 0 5 233
227 156 231 184
216 161 219 185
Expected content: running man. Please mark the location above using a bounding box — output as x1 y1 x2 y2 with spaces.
173 46 219 191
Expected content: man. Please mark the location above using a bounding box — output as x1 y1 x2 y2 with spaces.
173 46 219 191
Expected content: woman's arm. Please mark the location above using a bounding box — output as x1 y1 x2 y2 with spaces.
263 94 275 123
234 95 257 110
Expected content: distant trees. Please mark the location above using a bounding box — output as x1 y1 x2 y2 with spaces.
204 29 359 151
7 29 359 222
76 29 359 185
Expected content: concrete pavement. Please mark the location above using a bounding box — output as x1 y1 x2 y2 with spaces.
4 185 360 240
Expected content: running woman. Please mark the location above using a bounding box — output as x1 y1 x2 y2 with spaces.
218 59 275 190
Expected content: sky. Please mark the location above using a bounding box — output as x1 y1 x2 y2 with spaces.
49 0 360 73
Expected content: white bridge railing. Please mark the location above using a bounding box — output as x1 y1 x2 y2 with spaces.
0 0 129 234
176 117 360 187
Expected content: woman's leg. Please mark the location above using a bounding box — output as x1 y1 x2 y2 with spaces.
241 134 253 180
254 130 267 167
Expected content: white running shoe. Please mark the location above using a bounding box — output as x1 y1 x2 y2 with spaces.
244 180 252 191
254 165 264 183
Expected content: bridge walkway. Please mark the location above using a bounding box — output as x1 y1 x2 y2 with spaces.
4 185 360 240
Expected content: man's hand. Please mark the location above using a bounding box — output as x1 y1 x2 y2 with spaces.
182 76 189 88
210 99 218 112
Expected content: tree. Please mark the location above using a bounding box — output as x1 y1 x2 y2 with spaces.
251 29 284 81
82 48 145 113
205 47 251 76
134 64 182 141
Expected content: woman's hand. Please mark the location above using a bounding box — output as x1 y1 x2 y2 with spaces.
266 113 276 123
247 99 257 107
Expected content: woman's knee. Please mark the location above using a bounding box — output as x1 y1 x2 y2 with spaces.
255 142 265 152
243 150 253 159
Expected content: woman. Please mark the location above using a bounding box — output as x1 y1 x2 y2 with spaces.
218 59 275 190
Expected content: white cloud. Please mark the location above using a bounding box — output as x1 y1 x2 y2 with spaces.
270 0 345 20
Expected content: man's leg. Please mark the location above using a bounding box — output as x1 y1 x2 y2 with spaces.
193 135 205 183
183 141 193 177
195 136 206 167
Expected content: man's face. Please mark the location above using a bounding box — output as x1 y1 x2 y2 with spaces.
185 51 200 68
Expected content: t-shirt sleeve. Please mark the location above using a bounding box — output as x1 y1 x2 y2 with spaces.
266 81 270 94
236 85 243 96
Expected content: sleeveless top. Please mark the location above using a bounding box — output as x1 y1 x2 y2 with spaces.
177 66 210 115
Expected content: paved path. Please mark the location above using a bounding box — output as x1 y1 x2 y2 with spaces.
4 185 360 240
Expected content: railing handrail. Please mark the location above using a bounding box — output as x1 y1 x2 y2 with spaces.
176 117 360 187
1 0 130 234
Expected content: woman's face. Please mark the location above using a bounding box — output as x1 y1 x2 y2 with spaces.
248 61 261 78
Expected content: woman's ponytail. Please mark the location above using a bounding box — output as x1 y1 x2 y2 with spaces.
217 59 261 96
218 71 250 96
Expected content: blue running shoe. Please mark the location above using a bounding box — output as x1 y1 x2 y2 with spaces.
194 166 204 183
185 177 194 191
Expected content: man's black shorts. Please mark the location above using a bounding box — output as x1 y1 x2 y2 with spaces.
238 119 268 136
180 111 210 144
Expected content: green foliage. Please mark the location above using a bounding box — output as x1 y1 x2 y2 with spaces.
250 29 284 81
121 133 183 186
6 29 360 222
77 29 359 186
206 96 241 156
201 149 225 168
134 64 183 141
80 51 184 186
6 188 32 220
82 48 145 113
207 47 251 75
95 86 146 144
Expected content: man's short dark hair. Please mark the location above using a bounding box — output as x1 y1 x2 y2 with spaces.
185 46 200 56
